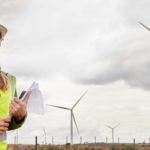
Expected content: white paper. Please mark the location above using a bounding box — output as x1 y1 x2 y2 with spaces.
21 81 45 115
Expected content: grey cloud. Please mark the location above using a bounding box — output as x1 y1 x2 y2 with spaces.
2 0 150 91
76 39 150 90
73 0 150 90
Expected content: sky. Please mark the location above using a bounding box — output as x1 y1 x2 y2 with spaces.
1 0 150 144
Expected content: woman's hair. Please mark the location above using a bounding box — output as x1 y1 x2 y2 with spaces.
0 71 9 91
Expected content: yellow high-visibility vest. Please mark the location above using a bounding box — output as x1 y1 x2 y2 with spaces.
0 74 16 150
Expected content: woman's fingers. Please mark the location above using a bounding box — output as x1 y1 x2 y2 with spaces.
10 91 31 120
0 127 8 135
2 117 11 124
0 118 11 134
0 121 10 128
0 127 8 131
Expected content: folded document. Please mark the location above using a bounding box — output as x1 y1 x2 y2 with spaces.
21 81 44 115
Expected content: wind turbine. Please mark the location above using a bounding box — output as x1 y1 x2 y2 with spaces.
106 124 120 144
47 90 88 145
43 128 47 145
139 22 150 31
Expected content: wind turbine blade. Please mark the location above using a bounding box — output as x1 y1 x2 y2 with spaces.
46 104 70 110
72 90 88 109
72 112 79 134
139 22 150 31
113 124 120 129
105 125 113 129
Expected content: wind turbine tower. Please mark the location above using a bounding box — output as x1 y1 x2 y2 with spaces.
47 90 87 145
106 124 120 144
43 128 47 145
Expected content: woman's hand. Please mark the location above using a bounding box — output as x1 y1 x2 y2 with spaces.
0 117 11 134
10 91 32 121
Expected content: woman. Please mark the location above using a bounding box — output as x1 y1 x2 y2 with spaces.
0 24 31 150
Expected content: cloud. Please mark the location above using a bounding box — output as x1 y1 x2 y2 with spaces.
1 0 150 91
73 0 150 90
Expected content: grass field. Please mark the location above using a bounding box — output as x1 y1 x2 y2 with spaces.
7 144 150 150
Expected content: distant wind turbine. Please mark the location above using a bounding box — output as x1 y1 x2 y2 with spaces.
139 22 150 31
43 128 47 145
106 124 120 144
47 90 88 145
